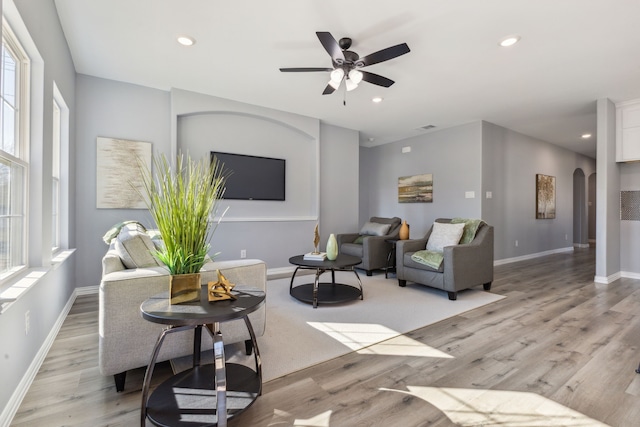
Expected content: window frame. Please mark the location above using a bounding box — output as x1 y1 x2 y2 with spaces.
0 18 30 284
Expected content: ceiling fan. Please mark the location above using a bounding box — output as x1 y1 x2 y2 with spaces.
280 32 410 95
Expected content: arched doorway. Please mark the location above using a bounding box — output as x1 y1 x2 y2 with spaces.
573 169 588 247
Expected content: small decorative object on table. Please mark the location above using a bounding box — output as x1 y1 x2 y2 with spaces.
399 220 410 240
312 223 321 254
208 270 237 302
326 233 338 261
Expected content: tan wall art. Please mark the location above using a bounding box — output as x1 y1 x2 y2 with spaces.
536 173 556 219
398 173 433 203
96 137 152 209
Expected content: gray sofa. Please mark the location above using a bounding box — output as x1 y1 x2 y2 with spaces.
99 223 267 391
337 216 402 276
396 218 494 300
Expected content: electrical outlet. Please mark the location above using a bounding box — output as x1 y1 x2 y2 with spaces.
515 240 519 247
240 249 246 259
565 234 568 241
25 310 30 335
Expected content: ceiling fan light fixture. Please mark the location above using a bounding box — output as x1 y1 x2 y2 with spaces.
328 79 341 90
348 69 363 84
345 79 358 92
330 68 345 83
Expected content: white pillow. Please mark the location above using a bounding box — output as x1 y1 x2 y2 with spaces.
360 221 392 236
426 222 465 252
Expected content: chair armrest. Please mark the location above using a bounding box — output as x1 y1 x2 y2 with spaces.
102 251 125 275
442 226 494 289
396 238 428 255
337 233 360 246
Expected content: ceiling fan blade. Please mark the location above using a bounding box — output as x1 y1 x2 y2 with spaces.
361 71 395 88
280 67 333 72
322 83 336 95
358 43 410 67
316 32 345 64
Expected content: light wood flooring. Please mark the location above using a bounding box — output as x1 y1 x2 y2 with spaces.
10 247 640 426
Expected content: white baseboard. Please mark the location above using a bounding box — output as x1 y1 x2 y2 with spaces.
76 285 99 295
494 246 574 266
594 271 622 284
0 289 79 427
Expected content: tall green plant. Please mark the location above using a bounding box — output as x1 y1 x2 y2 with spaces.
138 153 228 275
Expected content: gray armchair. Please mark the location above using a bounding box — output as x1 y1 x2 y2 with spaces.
337 216 402 276
396 218 494 300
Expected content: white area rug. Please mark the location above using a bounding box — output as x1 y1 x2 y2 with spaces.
237 272 504 383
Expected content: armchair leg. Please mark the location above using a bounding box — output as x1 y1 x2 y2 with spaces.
366 270 373 276
447 291 457 301
483 282 492 291
398 280 407 287
114 372 126 392
245 339 254 356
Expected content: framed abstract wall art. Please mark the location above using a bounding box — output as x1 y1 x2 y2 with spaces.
536 173 556 219
96 137 152 209
398 173 433 203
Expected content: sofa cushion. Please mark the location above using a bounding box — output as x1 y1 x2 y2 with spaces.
426 222 465 252
114 223 162 269
102 220 144 245
360 221 391 236
451 218 484 244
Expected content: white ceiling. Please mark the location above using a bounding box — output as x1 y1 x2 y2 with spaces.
53 0 640 159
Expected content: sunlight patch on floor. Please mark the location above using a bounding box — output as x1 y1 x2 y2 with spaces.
270 408 333 427
307 322 453 358
380 386 608 427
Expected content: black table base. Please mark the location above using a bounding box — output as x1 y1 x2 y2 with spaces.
290 282 362 305
146 364 260 427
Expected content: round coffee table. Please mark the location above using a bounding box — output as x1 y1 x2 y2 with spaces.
289 254 363 308
140 284 265 427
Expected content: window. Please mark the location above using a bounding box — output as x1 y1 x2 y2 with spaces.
52 98 60 250
0 21 29 280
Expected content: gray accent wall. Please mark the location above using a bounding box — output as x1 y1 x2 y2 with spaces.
74 75 172 287
482 121 595 261
360 122 483 237
73 82 360 287
361 120 596 262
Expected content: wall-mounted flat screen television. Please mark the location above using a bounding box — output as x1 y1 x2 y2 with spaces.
211 151 286 201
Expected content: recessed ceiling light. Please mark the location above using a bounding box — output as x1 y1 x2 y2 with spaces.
372 97 383 103
581 133 592 139
177 36 195 46
499 35 521 47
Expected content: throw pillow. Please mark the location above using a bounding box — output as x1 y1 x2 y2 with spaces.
354 235 365 244
451 218 484 244
114 223 162 269
102 220 145 245
360 221 392 236
426 222 465 252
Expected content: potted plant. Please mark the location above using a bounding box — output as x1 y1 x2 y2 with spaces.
138 152 228 304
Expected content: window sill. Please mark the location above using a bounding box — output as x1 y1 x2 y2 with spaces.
0 249 76 314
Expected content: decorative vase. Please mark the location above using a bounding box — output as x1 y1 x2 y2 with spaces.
326 233 338 261
399 220 410 240
170 273 202 304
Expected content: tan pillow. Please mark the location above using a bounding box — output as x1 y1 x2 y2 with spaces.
426 222 465 252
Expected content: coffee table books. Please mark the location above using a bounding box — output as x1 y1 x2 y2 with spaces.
303 252 327 261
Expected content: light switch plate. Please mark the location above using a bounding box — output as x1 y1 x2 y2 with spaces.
465 191 475 199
